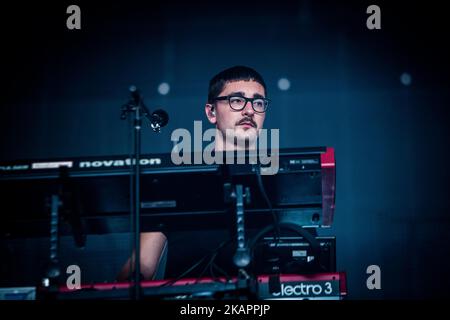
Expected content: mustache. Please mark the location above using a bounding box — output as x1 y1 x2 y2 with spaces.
236 117 257 127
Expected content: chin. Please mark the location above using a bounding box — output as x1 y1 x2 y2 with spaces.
234 129 258 147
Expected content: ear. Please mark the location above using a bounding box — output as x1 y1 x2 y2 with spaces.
205 103 217 124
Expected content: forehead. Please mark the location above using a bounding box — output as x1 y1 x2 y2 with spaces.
219 80 266 97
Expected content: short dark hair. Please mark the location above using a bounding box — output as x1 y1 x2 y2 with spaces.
207 66 267 103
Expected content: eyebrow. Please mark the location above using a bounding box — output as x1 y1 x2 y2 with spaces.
228 91 265 98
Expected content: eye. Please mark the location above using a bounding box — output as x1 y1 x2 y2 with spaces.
253 99 265 108
229 96 245 105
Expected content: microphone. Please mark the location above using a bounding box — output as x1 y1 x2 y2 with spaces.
149 109 169 132
123 86 169 131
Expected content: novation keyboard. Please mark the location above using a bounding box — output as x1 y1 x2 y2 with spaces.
0 147 335 237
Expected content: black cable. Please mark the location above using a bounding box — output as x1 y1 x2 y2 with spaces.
158 255 210 288
195 238 235 283
208 239 234 283
159 240 230 288
253 164 280 242
195 251 220 284
212 263 232 282
194 239 232 283
209 261 229 284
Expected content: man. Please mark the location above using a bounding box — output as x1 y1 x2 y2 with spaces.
204 65 268 152
118 65 269 280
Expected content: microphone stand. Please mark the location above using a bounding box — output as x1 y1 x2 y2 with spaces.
120 86 167 300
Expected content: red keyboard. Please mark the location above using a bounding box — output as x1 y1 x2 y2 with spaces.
56 272 346 300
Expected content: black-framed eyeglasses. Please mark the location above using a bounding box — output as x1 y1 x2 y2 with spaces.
214 95 270 113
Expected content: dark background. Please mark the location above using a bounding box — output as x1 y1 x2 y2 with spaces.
1 0 449 299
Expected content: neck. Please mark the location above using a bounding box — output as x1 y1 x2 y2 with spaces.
214 129 258 151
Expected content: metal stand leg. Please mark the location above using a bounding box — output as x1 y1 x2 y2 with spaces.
42 194 62 288
232 184 250 269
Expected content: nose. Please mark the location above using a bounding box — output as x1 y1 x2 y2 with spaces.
242 100 255 116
